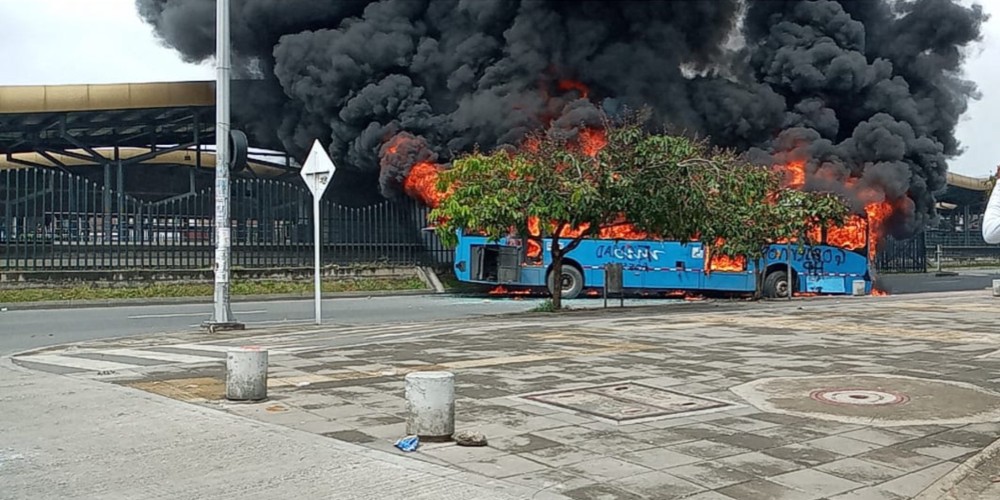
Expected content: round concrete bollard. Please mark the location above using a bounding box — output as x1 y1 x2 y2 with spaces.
993 280 1000 298
852 280 866 297
226 346 268 401
405 371 455 441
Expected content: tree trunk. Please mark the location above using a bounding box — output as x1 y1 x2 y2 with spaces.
550 248 563 310
753 257 764 300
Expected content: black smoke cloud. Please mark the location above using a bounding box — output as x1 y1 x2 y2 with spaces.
136 0 986 236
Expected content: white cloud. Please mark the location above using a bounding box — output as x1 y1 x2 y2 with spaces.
0 0 212 85
952 0 1000 177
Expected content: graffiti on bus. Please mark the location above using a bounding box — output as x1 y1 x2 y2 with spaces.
766 246 847 273
594 243 665 263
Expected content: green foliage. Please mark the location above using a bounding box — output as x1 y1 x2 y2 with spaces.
432 115 723 249
430 111 853 305
700 161 850 264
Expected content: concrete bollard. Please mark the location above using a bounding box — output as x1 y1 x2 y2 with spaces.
405 371 455 441
226 346 268 401
852 280 866 297
993 280 1000 298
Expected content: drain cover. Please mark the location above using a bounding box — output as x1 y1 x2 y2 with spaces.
522 382 735 423
731 374 1000 426
811 388 909 406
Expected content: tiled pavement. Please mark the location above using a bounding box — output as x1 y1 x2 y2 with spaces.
13 291 1000 499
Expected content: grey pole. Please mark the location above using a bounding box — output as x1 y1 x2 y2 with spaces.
204 0 242 332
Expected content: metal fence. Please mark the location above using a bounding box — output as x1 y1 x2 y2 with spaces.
16 167 998 275
874 233 927 273
922 204 1000 268
0 168 452 271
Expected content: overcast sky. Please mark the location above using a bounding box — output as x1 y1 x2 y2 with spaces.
1 0 996 177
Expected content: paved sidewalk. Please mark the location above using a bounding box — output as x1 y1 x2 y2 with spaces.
0 358 563 500
14 291 1000 499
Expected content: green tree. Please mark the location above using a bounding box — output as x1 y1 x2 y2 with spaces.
431 117 727 309
700 158 850 298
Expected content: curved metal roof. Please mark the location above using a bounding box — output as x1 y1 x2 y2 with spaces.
946 171 991 191
0 146 288 176
0 81 213 114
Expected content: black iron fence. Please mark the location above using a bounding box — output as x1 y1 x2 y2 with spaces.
0 168 452 271
874 233 927 273
14 167 995 275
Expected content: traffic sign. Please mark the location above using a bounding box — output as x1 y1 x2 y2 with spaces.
300 139 336 325
300 139 336 198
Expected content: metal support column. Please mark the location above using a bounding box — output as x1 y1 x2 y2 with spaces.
204 0 242 331
103 162 112 244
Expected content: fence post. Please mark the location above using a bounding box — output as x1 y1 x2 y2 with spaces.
936 244 942 273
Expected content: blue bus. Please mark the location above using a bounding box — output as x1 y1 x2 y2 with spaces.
451 230 873 299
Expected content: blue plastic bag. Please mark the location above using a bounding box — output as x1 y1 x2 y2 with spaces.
394 435 420 452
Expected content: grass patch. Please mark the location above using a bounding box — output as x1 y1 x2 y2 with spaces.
0 277 427 303
529 299 563 313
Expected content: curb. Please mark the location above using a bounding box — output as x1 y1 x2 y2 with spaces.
1 288 442 311
914 434 1000 500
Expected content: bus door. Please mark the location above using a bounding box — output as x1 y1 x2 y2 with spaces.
470 244 521 284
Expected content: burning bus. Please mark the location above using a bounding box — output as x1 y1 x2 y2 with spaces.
450 220 874 300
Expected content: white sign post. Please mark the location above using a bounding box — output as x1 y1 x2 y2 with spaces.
300 140 336 325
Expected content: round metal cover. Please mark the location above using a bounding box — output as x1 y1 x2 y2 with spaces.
810 388 909 406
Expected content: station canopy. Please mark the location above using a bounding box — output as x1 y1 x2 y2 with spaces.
0 80 295 177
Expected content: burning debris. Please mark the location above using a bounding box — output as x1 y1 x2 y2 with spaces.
138 0 985 239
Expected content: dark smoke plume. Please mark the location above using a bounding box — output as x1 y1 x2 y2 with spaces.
136 0 986 236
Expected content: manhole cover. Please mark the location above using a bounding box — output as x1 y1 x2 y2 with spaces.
810 388 909 406
522 382 735 423
731 374 1000 426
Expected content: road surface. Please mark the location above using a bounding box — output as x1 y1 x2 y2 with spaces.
876 269 999 294
3 268 996 356
0 294 678 355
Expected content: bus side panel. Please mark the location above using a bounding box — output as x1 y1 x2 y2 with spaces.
519 266 547 287
701 271 755 292
765 244 869 295
564 240 647 289
567 240 705 290
452 235 481 283
641 242 705 290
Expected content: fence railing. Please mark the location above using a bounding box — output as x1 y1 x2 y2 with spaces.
0 168 452 271
11 168 992 275
874 233 928 274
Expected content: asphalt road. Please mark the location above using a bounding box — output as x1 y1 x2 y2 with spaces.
3 269 996 356
0 294 682 356
876 268 999 294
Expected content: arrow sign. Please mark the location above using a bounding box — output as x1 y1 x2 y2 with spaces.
300 140 336 325
300 139 336 198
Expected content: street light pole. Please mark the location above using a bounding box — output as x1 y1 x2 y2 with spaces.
204 0 242 332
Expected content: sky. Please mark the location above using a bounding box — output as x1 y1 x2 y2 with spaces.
1 0 997 177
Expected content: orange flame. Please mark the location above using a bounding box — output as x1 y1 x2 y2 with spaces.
489 285 531 296
864 201 892 262
781 159 806 189
402 162 447 208
709 254 747 272
871 288 889 296
775 158 899 261
826 215 867 251
558 79 590 99
579 128 607 157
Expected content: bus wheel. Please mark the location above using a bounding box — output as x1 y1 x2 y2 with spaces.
764 269 793 298
548 265 584 300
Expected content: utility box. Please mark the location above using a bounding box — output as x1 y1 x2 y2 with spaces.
604 263 624 308
605 263 624 294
